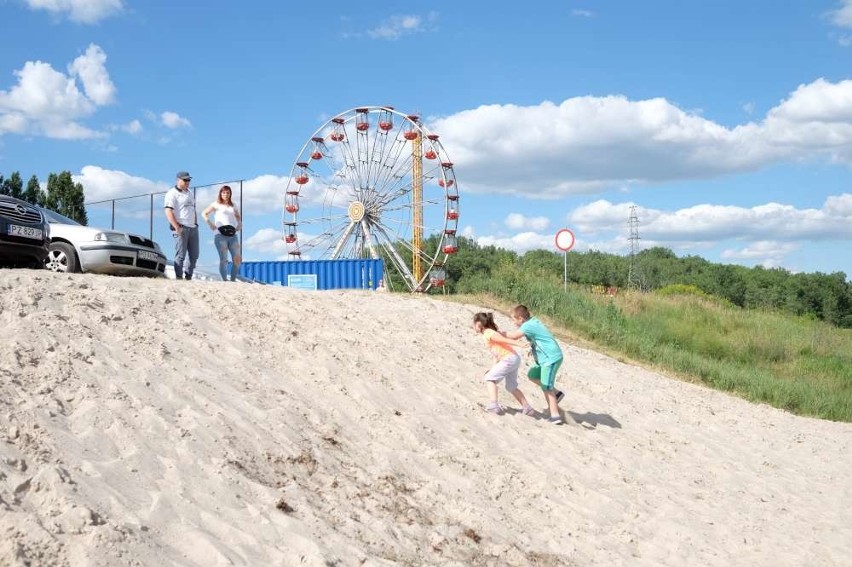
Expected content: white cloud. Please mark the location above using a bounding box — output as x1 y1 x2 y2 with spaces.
429 78 852 199
0 45 115 139
73 165 165 202
768 78 852 123
720 241 800 267
474 193 852 269
365 13 436 40
161 111 191 129
0 60 95 130
25 0 123 24
505 212 550 231
571 9 595 17
244 227 289 260
68 44 116 105
73 167 289 216
119 119 142 134
140 109 198 142
244 227 285 250
828 0 852 28
238 174 290 211
829 1 852 45
824 192 852 215
0 113 28 134
564 195 852 258
642 199 852 242
477 231 555 254
566 200 635 235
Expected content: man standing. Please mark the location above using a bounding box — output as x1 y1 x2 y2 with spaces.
164 171 199 280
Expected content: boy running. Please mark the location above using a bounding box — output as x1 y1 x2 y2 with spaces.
504 305 565 425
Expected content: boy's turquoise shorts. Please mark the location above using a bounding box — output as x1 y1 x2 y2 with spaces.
527 359 563 390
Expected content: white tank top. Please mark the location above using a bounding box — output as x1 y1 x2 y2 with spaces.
211 203 239 227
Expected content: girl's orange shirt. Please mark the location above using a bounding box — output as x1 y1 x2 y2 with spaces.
483 328 516 360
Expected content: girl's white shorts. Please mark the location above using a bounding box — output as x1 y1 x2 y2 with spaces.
483 353 521 391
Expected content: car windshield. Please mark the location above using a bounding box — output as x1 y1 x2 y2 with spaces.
41 208 82 225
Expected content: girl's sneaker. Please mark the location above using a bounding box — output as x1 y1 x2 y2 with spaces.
548 415 564 425
485 402 505 415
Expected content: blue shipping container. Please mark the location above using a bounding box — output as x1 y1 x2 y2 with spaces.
239 259 384 290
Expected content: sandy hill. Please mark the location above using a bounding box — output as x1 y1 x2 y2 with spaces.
1 270 850 567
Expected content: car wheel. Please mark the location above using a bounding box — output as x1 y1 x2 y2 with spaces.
44 242 80 273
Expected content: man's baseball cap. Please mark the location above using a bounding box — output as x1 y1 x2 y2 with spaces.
176 171 191 181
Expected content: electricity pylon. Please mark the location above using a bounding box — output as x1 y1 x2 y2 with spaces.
627 205 646 291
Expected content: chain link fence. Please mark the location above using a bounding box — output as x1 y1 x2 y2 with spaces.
84 179 247 272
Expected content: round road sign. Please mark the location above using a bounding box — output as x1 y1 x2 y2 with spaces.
555 228 575 251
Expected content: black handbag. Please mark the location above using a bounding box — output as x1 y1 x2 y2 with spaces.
218 225 237 237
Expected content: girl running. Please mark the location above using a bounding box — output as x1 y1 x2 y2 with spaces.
472 312 537 416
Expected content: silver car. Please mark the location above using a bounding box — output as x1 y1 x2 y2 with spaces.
41 208 167 277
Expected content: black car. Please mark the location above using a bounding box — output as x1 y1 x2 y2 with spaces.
0 195 50 268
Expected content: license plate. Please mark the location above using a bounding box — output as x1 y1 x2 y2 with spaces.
138 250 159 262
9 224 43 240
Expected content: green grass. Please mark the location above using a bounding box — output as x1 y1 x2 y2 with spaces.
448 268 852 422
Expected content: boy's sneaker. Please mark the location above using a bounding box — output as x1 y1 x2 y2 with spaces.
555 390 565 403
522 405 538 417
548 415 564 425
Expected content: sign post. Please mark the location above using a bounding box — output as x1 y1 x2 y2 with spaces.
554 228 576 292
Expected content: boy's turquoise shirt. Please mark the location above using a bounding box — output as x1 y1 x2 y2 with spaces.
519 317 563 365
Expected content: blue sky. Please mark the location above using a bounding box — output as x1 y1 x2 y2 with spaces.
1 0 851 279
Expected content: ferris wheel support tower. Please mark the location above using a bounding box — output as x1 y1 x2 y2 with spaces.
412 129 423 286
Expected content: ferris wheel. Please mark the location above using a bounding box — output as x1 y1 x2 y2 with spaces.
281 106 460 292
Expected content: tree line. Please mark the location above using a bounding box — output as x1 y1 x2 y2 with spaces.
0 170 88 225
429 235 852 328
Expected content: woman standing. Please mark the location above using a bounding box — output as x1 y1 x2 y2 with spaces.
202 185 242 281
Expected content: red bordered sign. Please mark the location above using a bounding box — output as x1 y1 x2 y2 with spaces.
555 228 575 251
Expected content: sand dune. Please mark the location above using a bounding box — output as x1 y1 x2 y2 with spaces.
1 270 850 566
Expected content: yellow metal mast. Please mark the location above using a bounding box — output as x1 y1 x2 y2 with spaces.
412 129 423 288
